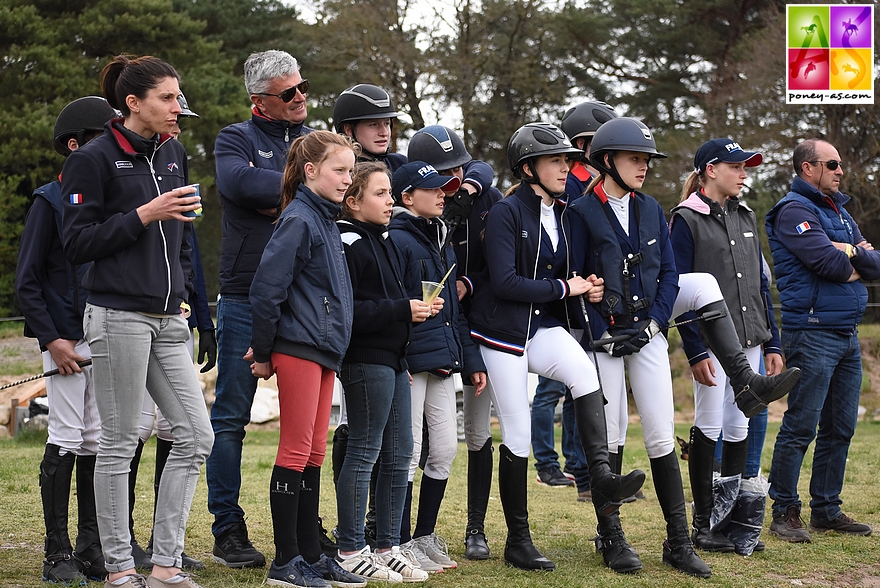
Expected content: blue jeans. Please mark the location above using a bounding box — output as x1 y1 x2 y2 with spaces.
337 364 413 551
530 377 590 490
769 329 861 520
84 306 213 571
206 295 259 537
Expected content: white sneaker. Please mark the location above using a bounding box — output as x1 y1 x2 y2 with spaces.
336 546 402 583
400 540 442 573
414 534 457 569
380 547 428 583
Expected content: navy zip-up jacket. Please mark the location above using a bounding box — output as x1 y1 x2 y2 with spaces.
249 185 353 371
216 110 312 295
449 160 503 302
468 183 574 356
61 120 192 315
568 182 679 343
766 176 880 331
389 209 485 377
16 180 90 348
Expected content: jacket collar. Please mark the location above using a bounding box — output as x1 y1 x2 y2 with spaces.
570 161 592 182
338 218 388 239
592 180 633 205
109 118 172 156
790 175 850 208
296 184 342 220
512 182 549 215
251 108 305 140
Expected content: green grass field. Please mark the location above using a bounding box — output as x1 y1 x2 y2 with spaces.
2 421 879 588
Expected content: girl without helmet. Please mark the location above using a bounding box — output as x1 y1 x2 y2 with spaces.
388 162 487 572
61 55 213 588
467 122 646 572
406 125 502 561
568 118 800 577
669 139 786 553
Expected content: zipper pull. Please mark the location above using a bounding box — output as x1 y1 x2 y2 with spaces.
324 296 330 314
285 127 289 143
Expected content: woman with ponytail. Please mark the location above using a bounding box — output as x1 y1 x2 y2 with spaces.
61 54 213 588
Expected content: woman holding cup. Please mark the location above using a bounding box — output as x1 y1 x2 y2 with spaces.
388 162 487 570
61 54 213 588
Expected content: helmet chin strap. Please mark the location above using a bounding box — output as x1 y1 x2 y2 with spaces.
522 163 567 199
596 152 636 194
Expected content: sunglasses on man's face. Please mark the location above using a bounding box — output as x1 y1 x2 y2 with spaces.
255 79 309 103
811 159 841 170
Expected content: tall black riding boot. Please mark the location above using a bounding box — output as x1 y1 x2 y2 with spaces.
73 454 106 581
127 438 152 570
594 508 641 573
147 438 205 571
697 301 800 417
614 446 643 503
688 427 735 552
574 392 646 515
298 466 324 564
40 444 86 585
498 444 554 570
464 438 492 560
331 424 349 486
651 451 711 578
270 466 303 565
720 438 749 478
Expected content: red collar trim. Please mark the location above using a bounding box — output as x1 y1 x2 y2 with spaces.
824 195 839 214
571 162 591 182
593 180 633 203
110 118 171 155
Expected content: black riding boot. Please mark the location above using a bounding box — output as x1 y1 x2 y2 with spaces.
594 508 641 573
72 454 106 580
40 444 86 585
688 427 735 552
498 445 554 570
574 392 645 515
464 438 492 560
720 438 749 478
127 438 152 570
697 301 800 417
331 424 349 486
651 451 711 578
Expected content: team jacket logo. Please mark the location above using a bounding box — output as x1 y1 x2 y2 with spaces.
167 162 179 172
521 230 529 238
69 193 83 204
796 221 812 234
115 161 133 169
258 150 274 159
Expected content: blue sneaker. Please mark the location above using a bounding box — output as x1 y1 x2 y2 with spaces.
312 554 367 587
267 555 332 588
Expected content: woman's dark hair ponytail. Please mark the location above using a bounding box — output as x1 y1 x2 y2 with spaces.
100 55 179 116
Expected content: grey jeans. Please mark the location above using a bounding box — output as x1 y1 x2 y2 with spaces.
84 304 213 571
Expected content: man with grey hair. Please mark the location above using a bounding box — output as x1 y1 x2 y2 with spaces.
207 49 311 569
765 138 879 544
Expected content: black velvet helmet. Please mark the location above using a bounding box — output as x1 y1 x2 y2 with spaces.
560 101 618 142
333 84 403 133
408 125 472 170
507 122 582 180
53 96 117 156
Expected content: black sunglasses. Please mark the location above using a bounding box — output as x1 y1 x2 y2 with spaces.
811 159 841 170
255 79 309 102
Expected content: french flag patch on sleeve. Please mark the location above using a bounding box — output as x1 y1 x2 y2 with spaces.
69 193 83 204
795 221 811 234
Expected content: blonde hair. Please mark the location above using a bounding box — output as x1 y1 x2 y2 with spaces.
281 131 360 210
680 171 703 202
341 161 390 219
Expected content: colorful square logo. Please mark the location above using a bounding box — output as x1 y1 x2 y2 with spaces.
786 4 874 104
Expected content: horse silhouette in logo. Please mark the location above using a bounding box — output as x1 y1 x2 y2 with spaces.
801 23 818 34
842 18 859 38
